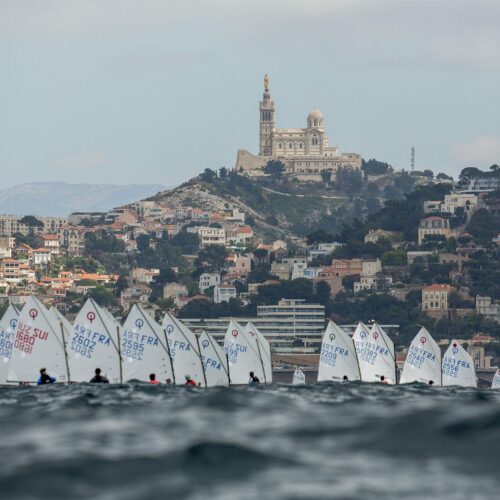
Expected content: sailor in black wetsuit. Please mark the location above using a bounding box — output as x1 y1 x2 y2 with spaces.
90 368 109 383
248 371 260 384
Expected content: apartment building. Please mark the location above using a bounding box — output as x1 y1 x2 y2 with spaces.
418 216 451 245
422 284 452 316
213 285 237 304
187 226 226 247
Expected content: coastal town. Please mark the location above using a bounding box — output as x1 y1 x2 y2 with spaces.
1 162 499 380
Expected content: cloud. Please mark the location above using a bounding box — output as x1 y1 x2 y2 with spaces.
450 135 500 167
55 151 108 170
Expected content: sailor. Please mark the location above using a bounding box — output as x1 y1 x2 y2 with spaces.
248 371 260 384
428 380 434 386
342 375 349 382
184 375 197 386
90 368 109 383
165 378 172 384
37 368 56 385
380 375 388 384
149 373 160 385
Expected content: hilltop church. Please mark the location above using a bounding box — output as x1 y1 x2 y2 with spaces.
234 75 361 178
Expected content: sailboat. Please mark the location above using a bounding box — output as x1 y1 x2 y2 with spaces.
198 330 230 387
8 296 69 384
122 304 174 383
292 367 306 385
245 322 272 383
162 312 205 386
318 321 360 382
442 340 477 388
48 307 72 342
491 369 500 389
224 319 265 385
400 327 442 386
67 298 122 383
0 304 20 384
353 321 396 384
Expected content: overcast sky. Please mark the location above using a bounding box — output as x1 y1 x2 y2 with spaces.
1 0 499 188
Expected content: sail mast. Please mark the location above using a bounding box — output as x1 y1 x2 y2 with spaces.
195 334 208 387
59 320 71 384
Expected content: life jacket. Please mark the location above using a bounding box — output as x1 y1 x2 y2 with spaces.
149 380 160 385
185 379 197 386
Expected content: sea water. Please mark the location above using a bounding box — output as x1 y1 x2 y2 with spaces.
0 382 499 499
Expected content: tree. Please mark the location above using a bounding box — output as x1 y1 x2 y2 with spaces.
334 167 363 196
436 172 453 181
313 281 331 305
423 169 434 178
264 160 285 178
393 172 415 194
136 234 152 253
88 286 116 307
466 208 500 244
321 171 332 184
219 167 228 178
381 248 407 266
458 167 481 186
306 229 334 245
362 158 392 176
20 215 44 228
171 231 199 254
194 245 228 274
200 168 217 182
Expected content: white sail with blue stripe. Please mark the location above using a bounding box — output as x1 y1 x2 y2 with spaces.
198 330 229 387
122 305 174 383
400 328 442 386
318 321 360 382
0 304 20 383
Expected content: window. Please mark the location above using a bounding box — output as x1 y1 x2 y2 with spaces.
289 143 293 148
278 143 282 148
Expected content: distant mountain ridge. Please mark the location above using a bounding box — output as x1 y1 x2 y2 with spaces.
0 182 167 217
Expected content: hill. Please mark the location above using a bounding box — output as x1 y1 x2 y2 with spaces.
149 167 434 242
0 182 167 217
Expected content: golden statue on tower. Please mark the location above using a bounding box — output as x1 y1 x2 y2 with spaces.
264 73 269 92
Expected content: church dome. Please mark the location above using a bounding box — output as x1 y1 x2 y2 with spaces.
307 109 324 129
308 109 323 121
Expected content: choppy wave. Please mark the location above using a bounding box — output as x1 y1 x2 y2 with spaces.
1 382 499 500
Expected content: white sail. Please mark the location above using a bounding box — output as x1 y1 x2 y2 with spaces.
162 312 205 386
0 304 20 383
224 319 264 385
8 296 69 383
442 340 477 388
353 322 396 384
245 322 272 383
68 298 122 383
122 305 174 383
491 369 500 389
292 367 306 385
198 330 229 387
318 321 360 382
400 328 442 386
48 307 72 341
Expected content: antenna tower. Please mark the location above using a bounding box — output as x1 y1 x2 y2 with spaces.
411 147 415 171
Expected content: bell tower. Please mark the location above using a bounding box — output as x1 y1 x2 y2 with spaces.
259 74 275 156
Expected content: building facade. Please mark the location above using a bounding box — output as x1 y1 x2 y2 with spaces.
235 75 361 177
418 216 451 245
422 284 452 316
